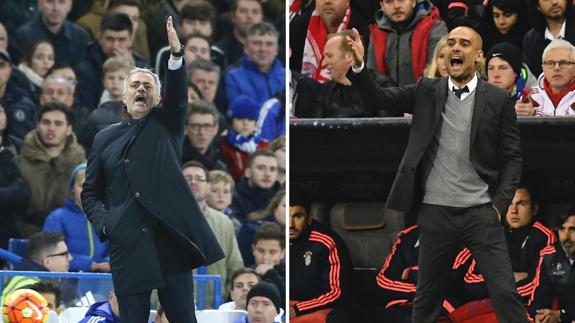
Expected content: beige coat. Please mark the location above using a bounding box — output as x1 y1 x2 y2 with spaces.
15 131 85 237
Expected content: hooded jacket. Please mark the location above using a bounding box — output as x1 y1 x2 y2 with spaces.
367 0 447 86
15 131 85 235
43 199 109 272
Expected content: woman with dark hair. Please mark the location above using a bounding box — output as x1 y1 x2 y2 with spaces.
482 0 529 52
17 40 55 99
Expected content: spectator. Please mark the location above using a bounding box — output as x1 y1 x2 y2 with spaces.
529 209 575 323
47 65 78 96
15 102 85 237
289 191 352 322
80 57 133 152
207 169 236 217
238 190 286 265
75 13 147 111
77 0 151 65
482 0 529 52
188 59 221 105
0 49 38 140
454 184 556 307
213 0 264 67
290 0 369 82
39 75 92 146
312 30 396 118
485 42 537 102
17 40 55 99
268 137 285 186
156 32 217 81
30 281 61 314
219 268 262 310
256 93 285 143
221 95 270 181
237 281 282 323
523 0 575 76
516 39 575 116
424 35 449 78
367 0 447 86
42 163 110 273
0 103 30 251
9 0 89 66
226 22 285 106
251 222 285 306
181 161 244 307
231 150 279 223
182 100 227 170
1 232 72 302
179 1 217 40
79 290 120 323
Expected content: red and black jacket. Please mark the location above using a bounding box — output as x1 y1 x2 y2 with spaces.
289 220 352 316
454 221 555 304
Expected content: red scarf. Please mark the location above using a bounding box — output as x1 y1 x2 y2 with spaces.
543 78 575 108
302 5 351 82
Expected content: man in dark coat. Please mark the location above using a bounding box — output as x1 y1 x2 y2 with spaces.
82 17 224 323
346 26 527 323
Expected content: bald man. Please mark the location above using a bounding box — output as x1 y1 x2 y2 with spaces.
347 26 527 323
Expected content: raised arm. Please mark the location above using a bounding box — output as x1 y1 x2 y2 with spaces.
346 28 416 115
161 16 188 136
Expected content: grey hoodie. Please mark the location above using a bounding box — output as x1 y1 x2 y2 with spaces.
367 0 447 86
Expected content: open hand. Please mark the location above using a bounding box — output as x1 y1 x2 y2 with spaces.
346 28 364 68
166 16 181 54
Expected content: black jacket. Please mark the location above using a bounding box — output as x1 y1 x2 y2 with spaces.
522 19 575 77
181 137 228 171
456 221 556 304
290 220 352 316
529 241 575 322
82 60 224 296
0 136 29 249
231 177 280 223
349 69 522 214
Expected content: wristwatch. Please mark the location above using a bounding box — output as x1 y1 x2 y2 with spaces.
172 44 185 57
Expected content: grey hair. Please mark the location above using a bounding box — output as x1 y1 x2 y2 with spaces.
42 74 74 95
542 39 575 63
187 59 220 78
247 21 278 39
123 67 162 97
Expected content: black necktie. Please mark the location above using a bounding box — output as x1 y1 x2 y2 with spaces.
452 86 469 99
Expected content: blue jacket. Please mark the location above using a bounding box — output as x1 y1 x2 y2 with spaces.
43 199 109 272
79 301 120 323
2 78 37 140
225 56 285 106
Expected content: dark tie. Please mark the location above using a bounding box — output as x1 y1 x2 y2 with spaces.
452 86 469 99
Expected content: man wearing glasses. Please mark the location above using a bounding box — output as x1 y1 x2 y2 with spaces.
1 232 72 303
515 39 575 116
181 161 244 308
182 100 227 171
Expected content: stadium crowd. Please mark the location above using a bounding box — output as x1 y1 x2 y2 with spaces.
0 0 285 322
289 0 575 322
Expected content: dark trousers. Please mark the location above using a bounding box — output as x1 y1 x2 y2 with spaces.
412 203 528 323
116 271 197 323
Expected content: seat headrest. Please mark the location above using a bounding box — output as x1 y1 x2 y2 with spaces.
341 202 386 231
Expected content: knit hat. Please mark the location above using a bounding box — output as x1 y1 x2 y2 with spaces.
246 281 281 313
485 42 523 76
68 163 87 191
0 48 11 64
228 95 260 121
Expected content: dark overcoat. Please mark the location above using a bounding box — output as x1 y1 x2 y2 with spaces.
350 68 522 214
82 61 224 296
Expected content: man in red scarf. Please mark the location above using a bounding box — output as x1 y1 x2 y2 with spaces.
289 0 368 83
